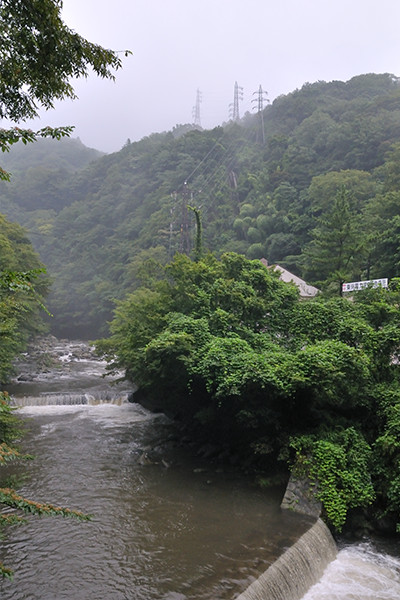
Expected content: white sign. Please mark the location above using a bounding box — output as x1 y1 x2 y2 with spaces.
342 278 388 293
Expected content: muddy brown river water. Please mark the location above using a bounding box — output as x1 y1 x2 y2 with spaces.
0 340 312 600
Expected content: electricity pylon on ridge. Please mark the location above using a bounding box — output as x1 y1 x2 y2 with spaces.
252 84 269 144
192 88 202 128
229 81 243 122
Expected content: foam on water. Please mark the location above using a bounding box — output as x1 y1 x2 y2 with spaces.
300 543 400 600
16 399 164 427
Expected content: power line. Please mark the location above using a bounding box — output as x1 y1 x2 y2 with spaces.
184 139 221 183
169 105 264 255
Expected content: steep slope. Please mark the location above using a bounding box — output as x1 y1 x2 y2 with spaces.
1 73 400 337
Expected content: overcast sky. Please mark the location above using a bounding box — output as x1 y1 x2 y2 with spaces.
13 0 400 153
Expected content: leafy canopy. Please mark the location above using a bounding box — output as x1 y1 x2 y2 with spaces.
0 0 123 121
0 213 50 383
0 0 129 179
2 75 400 335
99 252 400 532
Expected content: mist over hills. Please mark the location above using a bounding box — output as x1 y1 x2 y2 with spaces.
0 137 104 174
1 73 400 338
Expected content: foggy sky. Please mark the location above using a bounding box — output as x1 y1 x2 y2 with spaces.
9 0 400 152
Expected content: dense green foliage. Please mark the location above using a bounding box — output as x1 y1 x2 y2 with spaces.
290 430 375 530
0 136 103 175
1 73 400 336
0 0 125 180
98 254 400 532
0 0 122 121
0 215 50 382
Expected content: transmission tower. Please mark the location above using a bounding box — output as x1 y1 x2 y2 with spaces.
229 81 243 121
252 84 269 144
192 89 202 128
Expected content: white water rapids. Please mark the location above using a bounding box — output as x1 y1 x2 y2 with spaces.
300 542 400 600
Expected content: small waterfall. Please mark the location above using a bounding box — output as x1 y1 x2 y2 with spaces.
235 518 337 600
11 390 129 407
301 542 400 599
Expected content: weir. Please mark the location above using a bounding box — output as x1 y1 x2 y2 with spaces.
10 390 129 407
235 518 337 600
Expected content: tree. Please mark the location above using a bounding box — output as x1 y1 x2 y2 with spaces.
97 252 299 418
306 170 376 216
98 252 400 532
3 75 400 336
303 186 363 294
0 0 128 179
361 191 400 279
0 0 126 577
0 214 50 382
0 267 46 383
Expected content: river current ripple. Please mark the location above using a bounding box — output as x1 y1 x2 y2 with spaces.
2 340 399 599
0 340 311 600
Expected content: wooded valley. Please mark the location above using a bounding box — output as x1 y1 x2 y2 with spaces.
2 73 400 535
1 73 400 337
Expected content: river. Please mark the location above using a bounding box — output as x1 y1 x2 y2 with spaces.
1 340 399 599
0 340 312 600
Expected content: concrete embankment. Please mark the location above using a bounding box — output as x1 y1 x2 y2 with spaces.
235 474 337 600
235 518 337 600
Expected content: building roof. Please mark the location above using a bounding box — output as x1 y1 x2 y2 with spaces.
260 259 319 298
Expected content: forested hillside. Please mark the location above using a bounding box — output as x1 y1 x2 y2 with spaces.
0 137 103 175
1 73 400 337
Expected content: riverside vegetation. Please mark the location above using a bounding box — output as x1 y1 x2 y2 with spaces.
1 72 400 548
0 0 127 578
97 253 400 534
0 268 91 579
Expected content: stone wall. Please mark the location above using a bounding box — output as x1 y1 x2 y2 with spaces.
280 474 322 519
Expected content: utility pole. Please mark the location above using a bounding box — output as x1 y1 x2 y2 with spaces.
229 81 243 122
192 88 202 128
169 193 177 259
179 182 192 255
252 84 269 144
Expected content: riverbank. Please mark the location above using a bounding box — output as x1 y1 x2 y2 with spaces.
13 335 400 528
10 336 284 480
10 336 393 537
